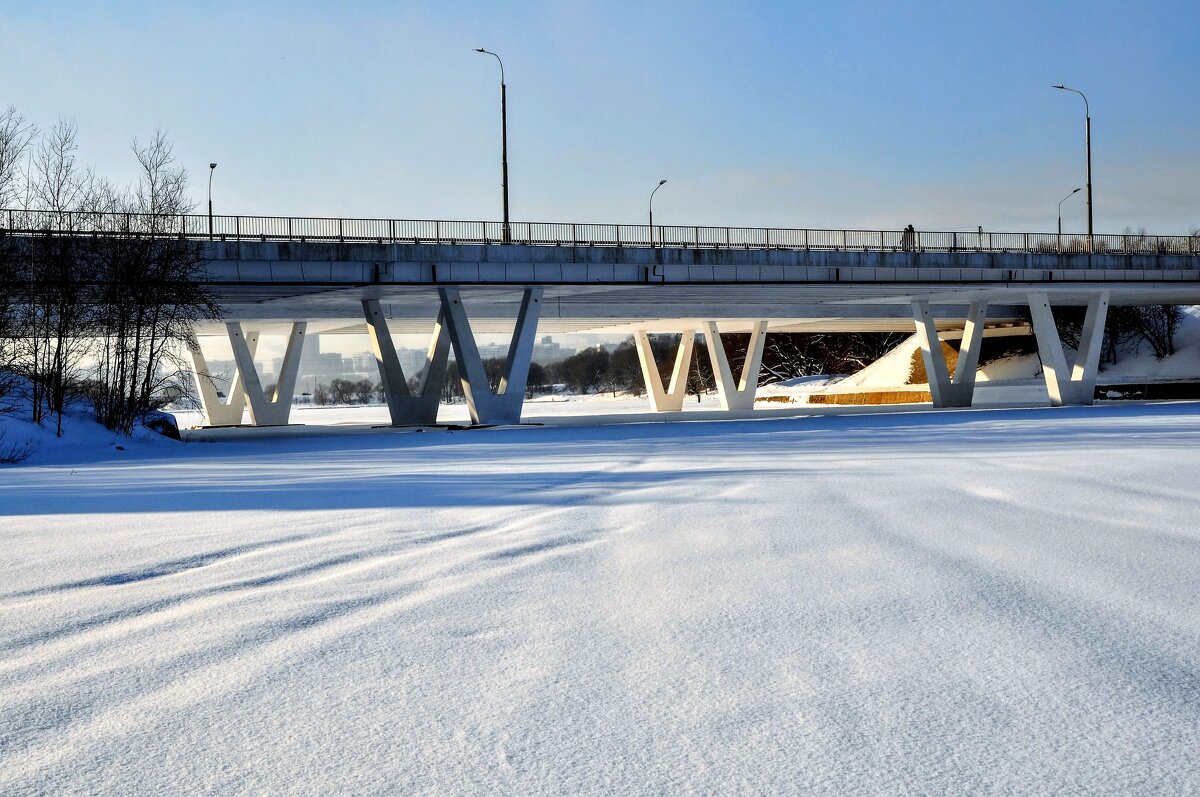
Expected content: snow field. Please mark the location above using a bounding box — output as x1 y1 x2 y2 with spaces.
2 404 1199 794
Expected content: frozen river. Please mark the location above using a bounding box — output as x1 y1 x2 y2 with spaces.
2 403 1199 794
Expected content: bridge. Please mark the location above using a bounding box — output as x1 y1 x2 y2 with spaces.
4 209 1200 427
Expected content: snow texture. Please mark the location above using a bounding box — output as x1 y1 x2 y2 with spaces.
2 403 1200 794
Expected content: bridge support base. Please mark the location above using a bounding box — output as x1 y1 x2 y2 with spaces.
228 321 307 425
439 287 543 425
363 299 449 425
912 300 988 408
188 331 258 426
634 330 696 412
1029 291 1109 406
704 321 768 411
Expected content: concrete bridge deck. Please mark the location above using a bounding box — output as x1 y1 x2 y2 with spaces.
198 239 1200 335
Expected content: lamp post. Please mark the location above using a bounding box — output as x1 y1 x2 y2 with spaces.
207 163 217 240
1053 84 1092 241
475 48 510 243
1058 187 1081 252
649 179 667 247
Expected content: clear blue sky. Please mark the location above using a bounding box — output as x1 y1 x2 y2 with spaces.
3 0 1198 233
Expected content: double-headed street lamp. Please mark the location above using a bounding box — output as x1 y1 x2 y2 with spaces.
207 162 217 240
475 47 510 243
649 179 667 247
1053 84 1093 239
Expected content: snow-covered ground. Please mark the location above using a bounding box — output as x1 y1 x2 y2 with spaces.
3 401 1200 794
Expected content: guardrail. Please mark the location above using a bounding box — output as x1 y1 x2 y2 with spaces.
2 208 1197 256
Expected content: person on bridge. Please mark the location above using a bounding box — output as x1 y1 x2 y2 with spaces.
901 224 916 251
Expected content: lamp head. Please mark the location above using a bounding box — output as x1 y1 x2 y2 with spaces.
474 48 486 53
1072 187 1081 194
658 179 667 185
209 162 217 170
1052 84 1066 90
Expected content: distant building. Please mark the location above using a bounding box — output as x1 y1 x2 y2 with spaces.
468 335 575 365
533 336 576 364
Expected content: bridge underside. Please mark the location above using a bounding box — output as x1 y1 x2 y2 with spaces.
193 281 1200 336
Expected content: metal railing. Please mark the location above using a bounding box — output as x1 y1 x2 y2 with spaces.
2 207 1197 256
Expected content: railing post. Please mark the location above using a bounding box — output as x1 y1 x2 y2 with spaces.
725 227 730 248
880 230 884 250
1024 232 1029 252
435 220 441 242
338 218 343 242
389 219 395 242
235 215 240 239
765 228 771 249
572 223 577 245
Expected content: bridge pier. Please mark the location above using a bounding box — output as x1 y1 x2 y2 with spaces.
704 321 768 411
188 331 258 426
228 321 307 425
189 323 306 426
634 330 696 412
363 299 449 426
1029 291 1109 406
912 300 988 408
439 287 543 425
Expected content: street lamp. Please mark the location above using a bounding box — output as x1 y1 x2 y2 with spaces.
649 179 667 247
207 163 217 240
475 48 510 243
1053 84 1093 240
1058 187 1081 251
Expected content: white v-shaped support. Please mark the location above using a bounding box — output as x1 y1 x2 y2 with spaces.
703 321 768 411
912 300 989 408
438 287 543 425
1028 291 1109 406
188 332 259 426
634 330 696 412
363 299 450 425
227 321 307 425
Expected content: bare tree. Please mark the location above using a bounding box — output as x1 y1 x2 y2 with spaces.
353 378 375 404
15 120 95 434
0 105 35 210
0 108 35 406
88 131 218 433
